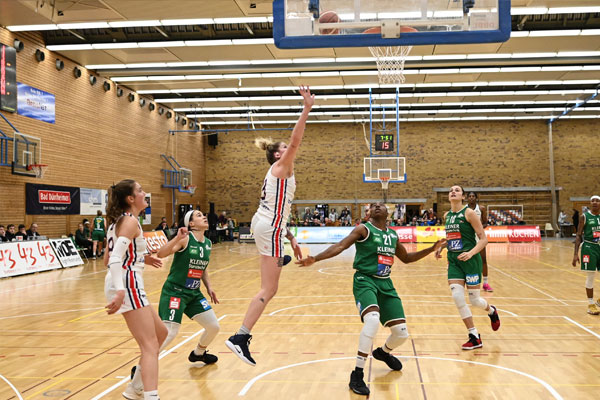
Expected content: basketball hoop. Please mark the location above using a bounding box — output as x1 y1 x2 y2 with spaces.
380 177 390 190
27 163 48 178
187 185 197 195
365 27 417 85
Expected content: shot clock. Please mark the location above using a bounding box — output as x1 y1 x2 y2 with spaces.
375 134 394 151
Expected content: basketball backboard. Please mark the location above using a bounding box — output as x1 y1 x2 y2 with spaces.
12 132 42 177
273 0 510 48
364 157 406 183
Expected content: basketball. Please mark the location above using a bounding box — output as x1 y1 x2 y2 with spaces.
362 26 418 35
319 10 340 35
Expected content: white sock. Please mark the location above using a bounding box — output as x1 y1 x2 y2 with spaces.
468 327 479 338
131 365 143 391
589 298 595 305
143 390 159 399
483 276 488 284
194 345 207 356
488 305 496 316
237 325 250 335
356 355 367 369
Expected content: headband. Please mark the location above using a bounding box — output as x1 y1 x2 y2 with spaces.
184 210 194 227
591 195 600 201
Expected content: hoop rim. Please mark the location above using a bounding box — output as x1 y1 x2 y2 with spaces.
26 163 48 171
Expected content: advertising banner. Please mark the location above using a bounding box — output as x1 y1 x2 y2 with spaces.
415 226 447 243
26 183 80 215
484 225 541 242
291 226 354 243
144 230 168 253
17 82 55 123
389 226 416 242
49 238 84 268
80 188 107 215
0 240 61 278
0 43 17 113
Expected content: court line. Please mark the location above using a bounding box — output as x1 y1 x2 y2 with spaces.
90 314 227 400
24 378 65 400
0 374 23 400
563 316 600 340
0 307 101 321
0 270 106 294
237 355 563 399
489 264 568 305
512 254 586 278
268 301 352 316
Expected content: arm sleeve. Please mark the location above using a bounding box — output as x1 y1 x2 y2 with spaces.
108 236 132 291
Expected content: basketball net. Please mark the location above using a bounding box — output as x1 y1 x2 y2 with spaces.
28 164 48 179
187 185 197 195
368 45 413 84
380 177 390 203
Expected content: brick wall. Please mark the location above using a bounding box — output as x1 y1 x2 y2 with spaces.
0 28 206 237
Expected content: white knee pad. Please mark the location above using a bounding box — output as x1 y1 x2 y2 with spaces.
160 321 181 352
192 309 220 347
358 311 380 354
586 271 596 289
450 283 472 319
385 323 409 350
468 289 488 310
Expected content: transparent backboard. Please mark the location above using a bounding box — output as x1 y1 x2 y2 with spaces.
273 0 510 48
12 132 42 177
364 157 406 183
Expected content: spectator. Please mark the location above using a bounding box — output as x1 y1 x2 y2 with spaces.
558 210 568 225
410 216 418 226
0 225 7 242
5 224 16 242
15 224 27 241
227 217 235 241
506 216 514 225
329 208 338 223
340 207 352 226
324 217 335 226
303 207 312 225
155 217 167 231
75 223 93 257
218 211 227 226
573 209 580 232
26 223 42 239
289 209 299 226
311 210 322 226
171 220 179 230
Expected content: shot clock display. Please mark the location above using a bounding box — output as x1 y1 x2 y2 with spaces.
375 134 394 151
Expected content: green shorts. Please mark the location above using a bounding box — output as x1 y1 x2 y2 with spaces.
447 251 483 286
158 281 211 324
353 271 405 326
91 230 105 241
581 242 600 271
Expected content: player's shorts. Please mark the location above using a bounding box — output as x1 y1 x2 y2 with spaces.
158 281 212 324
353 271 405 326
92 230 105 241
104 268 149 314
447 251 483 286
251 213 285 258
581 242 600 271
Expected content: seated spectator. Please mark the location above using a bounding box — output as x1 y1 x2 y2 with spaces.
227 217 235 241
218 211 227 227
156 220 170 238
340 207 352 226
311 210 322 226
329 208 338 223
410 216 418 226
15 224 28 241
82 219 92 239
0 225 7 242
506 216 514 225
5 224 16 242
27 223 42 239
171 220 179 229
155 217 167 231
558 210 568 225
75 223 93 256
324 217 335 226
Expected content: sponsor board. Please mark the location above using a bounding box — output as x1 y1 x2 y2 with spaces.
0 240 61 278
49 238 84 268
144 230 168 253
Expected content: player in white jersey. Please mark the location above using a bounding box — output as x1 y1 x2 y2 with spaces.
226 86 314 366
103 179 167 400
467 192 493 292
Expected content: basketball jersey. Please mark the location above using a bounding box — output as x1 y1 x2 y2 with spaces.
166 233 212 290
255 165 296 228
93 216 105 232
472 204 481 218
583 211 600 243
353 222 398 278
445 205 477 253
107 214 147 272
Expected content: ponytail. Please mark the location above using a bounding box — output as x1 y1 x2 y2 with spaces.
255 137 283 165
106 179 136 225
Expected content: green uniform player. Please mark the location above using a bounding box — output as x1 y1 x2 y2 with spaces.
91 211 106 258
439 185 500 351
572 195 600 315
156 210 221 364
298 202 445 397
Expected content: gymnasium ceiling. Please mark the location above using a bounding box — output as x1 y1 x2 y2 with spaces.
1 0 599 126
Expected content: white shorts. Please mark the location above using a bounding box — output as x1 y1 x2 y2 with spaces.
252 214 285 258
104 269 149 314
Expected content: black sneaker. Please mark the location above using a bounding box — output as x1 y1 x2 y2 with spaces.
225 334 256 366
372 347 403 371
349 369 370 396
189 350 218 364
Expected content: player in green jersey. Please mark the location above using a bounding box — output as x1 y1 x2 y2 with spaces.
572 195 600 315
297 202 446 396
91 210 106 259
437 185 500 351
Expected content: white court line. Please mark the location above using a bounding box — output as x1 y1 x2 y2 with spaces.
496 308 518 317
220 294 575 302
0 307 102 320
238 355 563 399
268 301 350 316
0 270 105 294
489 264 568 305
563 316 600 340
91 314 228 400
0 373 24 400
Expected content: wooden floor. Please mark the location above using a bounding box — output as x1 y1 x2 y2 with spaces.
1 239 599 400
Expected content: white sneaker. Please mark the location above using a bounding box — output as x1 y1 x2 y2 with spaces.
122 382 143 400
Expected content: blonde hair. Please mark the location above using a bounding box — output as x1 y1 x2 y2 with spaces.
255 137 283 165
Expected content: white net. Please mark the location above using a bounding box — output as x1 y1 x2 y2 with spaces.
368 45 413 84
29 164 48 178
188 185 197 195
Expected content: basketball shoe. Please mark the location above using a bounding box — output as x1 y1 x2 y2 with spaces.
462 333 483 350
488 305 501 330
372 347 403 371
349 369 370 396
188 350 218 364
482 283 494 292
587 304 600 315
225 334 256 366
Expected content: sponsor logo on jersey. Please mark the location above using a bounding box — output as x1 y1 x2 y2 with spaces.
465 274 480 285
373 237 382 243
189 246 199 255
200 299 210 310
169 297 181 309
583 255 590 263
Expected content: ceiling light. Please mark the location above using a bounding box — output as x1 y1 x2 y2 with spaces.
103 81 111 91
89 75 97 85
13 39 24 52
57 22 110 29
108 20 161 28
73 67 82 78
128 93 135 102
6 24 58 31
55 59 64 70
35 49 45 62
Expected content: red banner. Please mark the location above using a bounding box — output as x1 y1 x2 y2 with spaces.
390 226 415 242
390 225 541 243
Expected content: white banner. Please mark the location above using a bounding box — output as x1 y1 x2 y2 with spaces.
49 238 84 268
0 240 62 278
80 188 108 215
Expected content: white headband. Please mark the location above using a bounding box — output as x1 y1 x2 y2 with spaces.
591 195 600 201
184 210 194 227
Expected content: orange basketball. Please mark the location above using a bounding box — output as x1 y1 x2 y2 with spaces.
319 10 340 35
362 26 418 35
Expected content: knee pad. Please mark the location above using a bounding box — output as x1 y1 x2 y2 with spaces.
193 310 220 346
468 289 488 310
358 311 380 354
450 283 472 319
385 323 409 350
586 271 596 289
160 321 181 351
